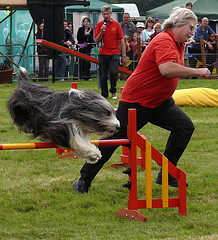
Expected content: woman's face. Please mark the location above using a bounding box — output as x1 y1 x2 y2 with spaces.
137 27 144 33
155 27 161 34
83 19 90 27
148 21 154 27
39 23 44 31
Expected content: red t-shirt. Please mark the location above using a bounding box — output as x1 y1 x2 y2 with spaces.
120 29 184 108
94 19 123 55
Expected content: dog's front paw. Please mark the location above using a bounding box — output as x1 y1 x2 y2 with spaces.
85 149 102 164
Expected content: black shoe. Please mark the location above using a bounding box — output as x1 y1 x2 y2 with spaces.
155 169 188 188
73 178 89 193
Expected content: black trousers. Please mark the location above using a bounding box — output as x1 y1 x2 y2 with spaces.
98 54 119 98
80 98 195 187
79 47 91 80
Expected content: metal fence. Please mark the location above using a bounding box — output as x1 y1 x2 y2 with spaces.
0 42 217 81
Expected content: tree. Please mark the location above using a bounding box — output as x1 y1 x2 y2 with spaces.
103 0 174 16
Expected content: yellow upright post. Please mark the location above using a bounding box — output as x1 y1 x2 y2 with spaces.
145 141 152 208
162 155 169 208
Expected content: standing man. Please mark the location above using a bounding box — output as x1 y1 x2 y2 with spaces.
55 19 74 81
73 7 210 193
120 12 138 42
94 5 126 99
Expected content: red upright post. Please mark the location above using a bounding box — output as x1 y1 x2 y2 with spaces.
178 170 187 216
71 82 78 89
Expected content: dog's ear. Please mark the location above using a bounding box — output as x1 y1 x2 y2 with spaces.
12 102 30 122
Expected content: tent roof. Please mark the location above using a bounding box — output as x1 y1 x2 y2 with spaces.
65 0 124 13
146 0 218 21
112 4 140 17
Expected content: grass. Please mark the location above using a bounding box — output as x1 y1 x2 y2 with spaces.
0 78 217 240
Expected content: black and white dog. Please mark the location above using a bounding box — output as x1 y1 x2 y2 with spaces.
7 68 120 163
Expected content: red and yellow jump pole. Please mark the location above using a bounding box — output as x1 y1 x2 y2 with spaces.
0 139 130 151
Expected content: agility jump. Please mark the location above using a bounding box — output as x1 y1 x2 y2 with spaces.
0 109 187 222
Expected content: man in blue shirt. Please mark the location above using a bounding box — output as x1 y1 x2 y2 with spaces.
193 17 215 50
188 17 215 69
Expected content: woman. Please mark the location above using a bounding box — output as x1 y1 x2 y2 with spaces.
77 17 94 80
136 22 149 52
150 23 162 41
36 22 49 80
143 17 155 37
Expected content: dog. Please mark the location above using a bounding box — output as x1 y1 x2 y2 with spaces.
7 68 120 163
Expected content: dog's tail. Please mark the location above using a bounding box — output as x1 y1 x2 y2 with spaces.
17 67 29 82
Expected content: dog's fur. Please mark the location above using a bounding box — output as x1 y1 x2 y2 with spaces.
7 68 120 163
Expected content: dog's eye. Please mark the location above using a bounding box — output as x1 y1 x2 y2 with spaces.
105 111 111 117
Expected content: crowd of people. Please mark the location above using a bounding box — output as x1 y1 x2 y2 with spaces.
36 1 217 84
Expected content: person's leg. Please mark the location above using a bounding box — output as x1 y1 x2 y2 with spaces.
83 48 91 79
99 54 109 98
150 98 195 187
59 54 66 78
38 54 43 78
44 58 49 79
109 54 119 95
74 101 159 193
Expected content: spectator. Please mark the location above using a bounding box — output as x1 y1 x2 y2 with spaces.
154 16 160 24
206 33 217 73
185 2 193 10
94 5 126 99
130 32 140 57
124 35 132 59
67 22 73 32
194 17 215 50
36 22 49 80
65 21 75 79
136 22 149 51
72 7 211 193
150 23 162 41
77 17 94 80
55 19 75 81
120 12 138 42
130 32 141 68
143 17 155 37
188 17 215 68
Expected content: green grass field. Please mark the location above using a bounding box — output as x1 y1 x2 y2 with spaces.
0 78 217 240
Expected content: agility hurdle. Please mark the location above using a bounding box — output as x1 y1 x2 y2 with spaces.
1 109 186 222
115 109 187 222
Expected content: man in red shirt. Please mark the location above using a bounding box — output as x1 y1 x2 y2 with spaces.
94 5 126 99
73 7 211 193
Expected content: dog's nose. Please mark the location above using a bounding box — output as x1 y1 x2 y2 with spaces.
116 125 120 131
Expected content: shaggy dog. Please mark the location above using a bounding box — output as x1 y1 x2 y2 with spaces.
7 68 120 163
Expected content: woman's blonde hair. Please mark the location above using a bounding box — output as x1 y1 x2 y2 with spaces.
154 23 162 31
162 7 197 31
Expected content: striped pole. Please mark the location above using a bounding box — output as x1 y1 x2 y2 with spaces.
0 139 130 151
